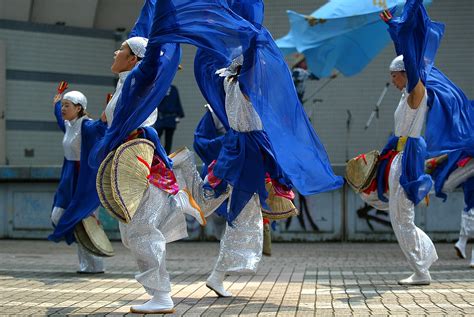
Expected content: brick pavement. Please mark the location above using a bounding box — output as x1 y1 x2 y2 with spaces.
0 240 473 316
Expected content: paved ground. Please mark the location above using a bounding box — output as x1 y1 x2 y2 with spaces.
0 240 473 316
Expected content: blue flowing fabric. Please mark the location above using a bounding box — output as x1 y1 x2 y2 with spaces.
194 50 229 129
193 111 225 169
53 160 78 213
191 0 343 221
52 102 76 210
129 0 156 38
193 111 228 217
194 111 286 222
53 101 66 132
190 2 262 223
150 0 342 222
203 0 344 195
376 136 432 205
236 11 343 195
50 102 107 243
386 0 474 206
228 0 264 28
276 0 431 78
151 0 258 63
193 0 264 129
463 177 474 211
193 111 282 222
89 0 180 169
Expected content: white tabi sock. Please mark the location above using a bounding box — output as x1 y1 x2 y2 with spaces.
455 236 468 259
130 291 174 314
206 270 232 297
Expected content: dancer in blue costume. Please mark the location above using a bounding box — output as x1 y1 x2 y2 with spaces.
384 0 474 270
49 90 107 274
186 0 315 296
148 0 343 226
363 0 474 283
92 1 231 313
193 102 268 297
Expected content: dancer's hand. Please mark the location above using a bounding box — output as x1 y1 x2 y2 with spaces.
380 9 393 22
305 16 317 26
53 94 62 105
305 16 326 27
100 111 107 123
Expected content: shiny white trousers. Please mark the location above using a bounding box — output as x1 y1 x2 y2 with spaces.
119 186 188 295
52 207 104 273
388 153 438 274
172 150 230 217
441 159 474 239
459 209 474 238
214 193 263 273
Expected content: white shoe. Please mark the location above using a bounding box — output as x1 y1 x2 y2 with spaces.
130 293 175 314
398 272 431 286
454 240 467 259
176 189 206 226
206 273 232 297
470 250 474 268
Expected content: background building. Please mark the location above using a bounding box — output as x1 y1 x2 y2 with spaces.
0 0 472 240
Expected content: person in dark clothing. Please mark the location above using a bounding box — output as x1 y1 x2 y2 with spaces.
155 84 184 153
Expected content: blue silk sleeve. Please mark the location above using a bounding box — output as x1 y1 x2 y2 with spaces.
54 101 65 133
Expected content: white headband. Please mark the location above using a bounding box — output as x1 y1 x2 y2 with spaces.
126 37 148 59
215 55 244 77
63 91 87 110
389 55 405 72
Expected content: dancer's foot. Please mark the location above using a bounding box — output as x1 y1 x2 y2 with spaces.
206 270 232 297
176 189 206 226
470 250 474 268
398 272 431 286
130 292 175 314
454 239 467 259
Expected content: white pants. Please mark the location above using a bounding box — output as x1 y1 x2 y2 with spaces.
442 159 474 193
119 186 188 295
77 242 105 273
388 153 438 274
214 194 263 273
172 150 230 217
52 207 104 273
440 160 474 240
459 209 474 238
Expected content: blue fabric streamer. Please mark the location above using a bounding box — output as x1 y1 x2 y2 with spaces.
193 111 225 168
150 0 343 222
463 177 474 211
377 135 432 205
53 101 65 132
193 111 229 217
128 0 156 38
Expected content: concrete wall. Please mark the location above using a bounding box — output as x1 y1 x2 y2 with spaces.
1 1 472 165
0 1 472 241
0 41 5 165
0 22 116 165
0 166 465 242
